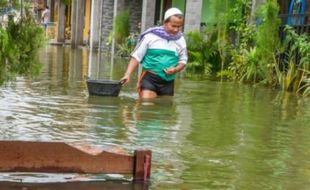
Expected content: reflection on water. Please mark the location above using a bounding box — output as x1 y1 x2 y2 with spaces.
0 46 310 189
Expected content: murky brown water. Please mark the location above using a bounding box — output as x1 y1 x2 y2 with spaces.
0 46 309 190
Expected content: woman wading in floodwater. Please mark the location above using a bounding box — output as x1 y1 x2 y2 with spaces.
121 8 188 99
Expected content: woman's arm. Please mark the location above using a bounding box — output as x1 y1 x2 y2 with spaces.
120 57 139 84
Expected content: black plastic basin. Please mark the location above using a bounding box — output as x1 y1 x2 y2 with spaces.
87 79 122 96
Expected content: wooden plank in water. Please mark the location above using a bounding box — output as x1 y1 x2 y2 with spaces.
0 181 148 190
0 141 151 181
134 150 152 181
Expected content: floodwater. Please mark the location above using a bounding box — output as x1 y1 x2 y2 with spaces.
0 46 310 190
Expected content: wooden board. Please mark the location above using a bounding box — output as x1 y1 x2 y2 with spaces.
0 141 151 181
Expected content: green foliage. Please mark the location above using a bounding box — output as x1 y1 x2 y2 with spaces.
113 10 130 45
283 27 310 69
226 47 262 83
61 0 71 6
210 0 232 78
185 30 218 75
255 0 281 84
209 0 234 24
214 0 255 81
0 7 46 86
116 33 137 57
225 25 260 82
0 0 6 7
275 26 310 95
0 0 19 7
0 27 9 84
230 0 254 50
0 0 21 11
275 58 297 91
298 70 310 97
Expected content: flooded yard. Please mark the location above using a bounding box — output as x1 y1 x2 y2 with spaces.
0 46 309 190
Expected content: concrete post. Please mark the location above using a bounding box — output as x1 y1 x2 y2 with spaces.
184 0 203 33
125 0 143 33
71 0 77 46
71 0 85 47
110 0 119 58
90 0 102 49
57 0 66 43
99 0 114 50
140 0 156 32
76 0 86 46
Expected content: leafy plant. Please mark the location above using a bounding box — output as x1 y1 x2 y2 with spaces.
0 5 46 86
255 0 281 85
225 24 257 80
297 70 310 96
216 0 258 81
275 26 310 94
116 33 137 57
185 30 218 75
0 27 10 84
240 47 260 82
274 57 298 91
210 0 233 79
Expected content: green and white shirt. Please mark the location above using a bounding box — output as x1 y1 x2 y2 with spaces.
131 33 188 81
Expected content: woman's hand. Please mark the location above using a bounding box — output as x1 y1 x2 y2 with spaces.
120 75 130 85
164 63 186 75
163 67 177 75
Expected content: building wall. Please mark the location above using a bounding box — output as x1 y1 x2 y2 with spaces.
98 0 142 49
100 0 114 49
278 0 310 14
184 0 203 33
125 0 143 33
278 0 310 25
141 0 157 32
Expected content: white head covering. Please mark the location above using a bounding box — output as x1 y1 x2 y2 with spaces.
164 7 183 21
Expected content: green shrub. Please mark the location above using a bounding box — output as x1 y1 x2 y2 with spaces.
275 26 310 95
185 30 218 75
0 8 46 86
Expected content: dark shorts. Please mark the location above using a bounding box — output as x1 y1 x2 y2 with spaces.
140 72 174 96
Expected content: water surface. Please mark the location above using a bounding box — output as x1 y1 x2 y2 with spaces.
0 46 309 190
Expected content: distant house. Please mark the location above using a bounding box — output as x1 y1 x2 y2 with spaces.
36 0 205 48
39 0 309 49
278 0 310 34
171 0 310 35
